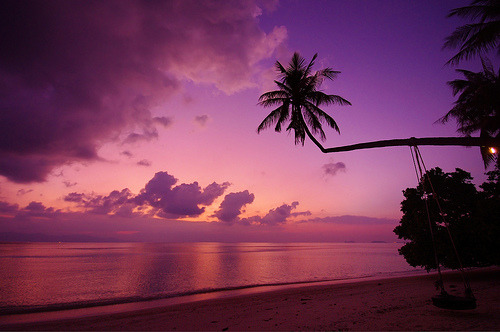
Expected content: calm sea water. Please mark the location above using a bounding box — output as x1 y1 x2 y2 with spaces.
0 242 419 314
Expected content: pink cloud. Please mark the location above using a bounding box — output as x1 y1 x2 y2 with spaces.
0 201 19 214
64 189 135 216
133 171 231 218
16 189 33 196
194 115 210 127
137 160 152 167
123 128 159 145
243 201 311 225
323 161 346 177
0 0 286 183
213 190 255 223
153 116 173 128
63 181 78 188
121 151 133 158
0 205 398 243
0 165 402 242
15 201 61 218
63 170 233 219
303 215 398 225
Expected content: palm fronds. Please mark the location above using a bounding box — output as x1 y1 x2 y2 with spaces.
438 58 500 167
444 0 500 65
257 52 350 148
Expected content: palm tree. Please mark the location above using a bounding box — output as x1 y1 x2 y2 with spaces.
444 0 500 65
257 53 500 163
438 58 500 166
257 52 351 150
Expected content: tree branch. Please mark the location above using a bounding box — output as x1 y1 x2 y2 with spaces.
322 136 500 153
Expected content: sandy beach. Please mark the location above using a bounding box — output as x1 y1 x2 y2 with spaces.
1 268 498 331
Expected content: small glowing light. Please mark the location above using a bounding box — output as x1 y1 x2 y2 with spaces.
489 147 497 154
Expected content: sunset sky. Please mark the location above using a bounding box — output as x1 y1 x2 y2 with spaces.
0 0 497 243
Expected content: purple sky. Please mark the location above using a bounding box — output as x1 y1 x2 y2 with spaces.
0 0 497 243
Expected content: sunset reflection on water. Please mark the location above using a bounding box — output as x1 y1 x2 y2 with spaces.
0 242 413 311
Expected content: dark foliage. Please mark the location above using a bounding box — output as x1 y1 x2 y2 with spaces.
394 166 500 271
437 58 500 168
444 0 500 65
257 52 350 149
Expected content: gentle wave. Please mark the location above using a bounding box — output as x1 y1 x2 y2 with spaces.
1 269 427 316
0 279 341 315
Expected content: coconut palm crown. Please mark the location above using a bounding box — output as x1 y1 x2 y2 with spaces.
257 52 351 150
438 58 500 166
444 0 500 65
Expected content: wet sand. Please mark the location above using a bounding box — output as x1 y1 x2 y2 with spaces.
1 268 499 331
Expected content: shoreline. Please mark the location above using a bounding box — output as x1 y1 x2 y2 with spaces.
0 267 429 317
1 267 499 330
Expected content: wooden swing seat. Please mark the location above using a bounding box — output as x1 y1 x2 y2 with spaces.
432 291 477 310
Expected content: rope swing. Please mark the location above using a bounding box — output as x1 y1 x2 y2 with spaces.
409 145 476 310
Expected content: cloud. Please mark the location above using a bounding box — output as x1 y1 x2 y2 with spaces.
213 190 255 223
24 201 48 213
194 115 210 127
244 201 311 225
0 201 19 214
64 193 86 203
123 128 159 145
63 173 233 219
134 172 231 218
0 205 399 243
17 189 33 196
200 182 233 205
63 181 77 188
135 172 178 204
0 156 67 183
137 159 152 167
64 189 135 216
158 183 210 217
153 116 173 128
121 151 133 158
322 161 346 177
0 210 399 243
61 171 231 219
0 0 287 183
18 201 60 218
0 190 399 243
301 215 398 225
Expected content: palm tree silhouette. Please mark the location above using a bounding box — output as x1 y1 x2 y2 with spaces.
257 52 351 150
444 0 500 65
438 58 500 166
257 53 499 163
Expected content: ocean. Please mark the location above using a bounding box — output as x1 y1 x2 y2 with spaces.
0 242 421 314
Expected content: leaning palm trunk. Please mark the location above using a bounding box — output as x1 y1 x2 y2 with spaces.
258 52 499 166
301 131 500 154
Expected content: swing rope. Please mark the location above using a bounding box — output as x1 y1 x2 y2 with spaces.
409 145 474 297
409 146 445 292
